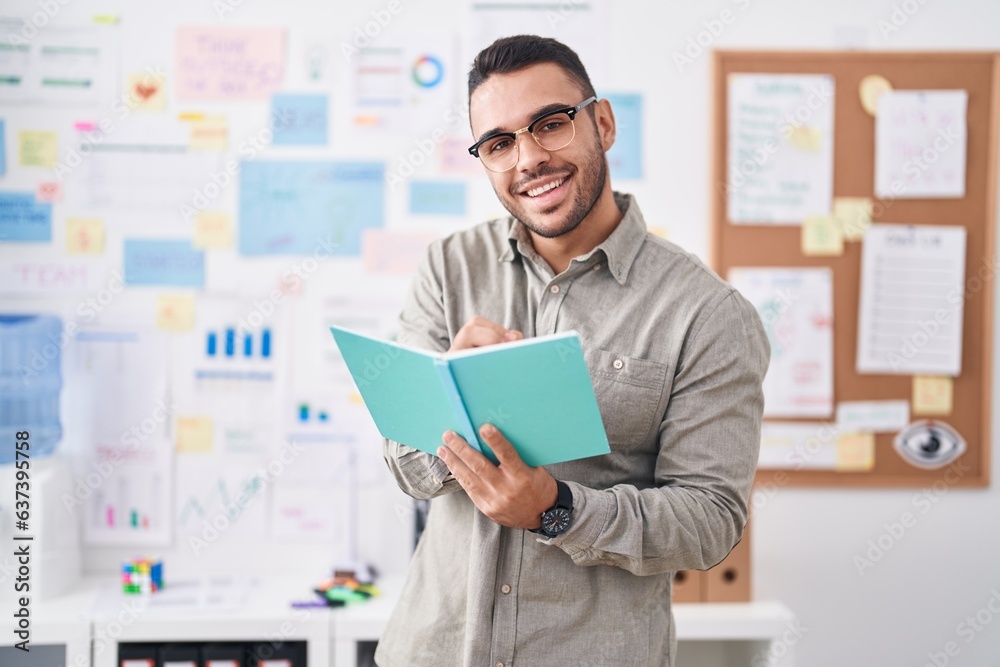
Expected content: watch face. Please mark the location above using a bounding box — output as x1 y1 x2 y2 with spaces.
541 507 572 535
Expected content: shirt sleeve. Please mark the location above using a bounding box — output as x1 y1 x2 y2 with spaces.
538 290 770 576
381 242 463 500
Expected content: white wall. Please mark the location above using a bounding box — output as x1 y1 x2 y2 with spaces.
2 0 998 664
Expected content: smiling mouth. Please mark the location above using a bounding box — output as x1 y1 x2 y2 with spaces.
525 177 566 198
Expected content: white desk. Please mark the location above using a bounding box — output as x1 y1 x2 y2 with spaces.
332 574 797 667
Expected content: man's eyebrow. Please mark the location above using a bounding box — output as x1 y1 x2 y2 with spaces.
475 101 573 144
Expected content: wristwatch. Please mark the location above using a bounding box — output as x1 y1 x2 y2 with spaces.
529 480 574 538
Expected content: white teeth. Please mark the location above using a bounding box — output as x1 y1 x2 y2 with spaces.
526 177 565 198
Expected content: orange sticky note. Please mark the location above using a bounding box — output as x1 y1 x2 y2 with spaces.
836 432 875 471
194 211 233 249
913 376 953 415
188 115 228 151
66 218 105 254
156 294 196 331
833 197 873 241
802 215 844 256
126 71 168 111
176 416 213 453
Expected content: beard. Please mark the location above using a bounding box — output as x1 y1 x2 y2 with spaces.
495 139 608 240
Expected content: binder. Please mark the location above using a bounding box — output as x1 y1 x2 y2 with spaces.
703 521 752 602
670 569 704 603
119 644 158 667
159 644 200 667
201 644 245 667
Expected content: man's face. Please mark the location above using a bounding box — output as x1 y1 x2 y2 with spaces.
469 62 610 239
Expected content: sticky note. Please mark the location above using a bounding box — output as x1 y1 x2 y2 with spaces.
802 215 843 256
194 211 232 249
176 416 213 453
833 197 873 241
603 92 642 179
18 131 58 168
123 239 205 286
272 93 328 145
859 74 893 116
175 26 285 100
188 115 228 151
126 71 167 111
66 218 105 254
836 432 875 471
912 376 953 415
0 193 52 242
36 182 61 203
788 125 823 152
410 181 465 216
156 293 196 331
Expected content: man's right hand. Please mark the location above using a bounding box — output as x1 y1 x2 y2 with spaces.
449 316 524 352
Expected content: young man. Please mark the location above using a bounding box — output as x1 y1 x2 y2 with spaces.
376 35 769 666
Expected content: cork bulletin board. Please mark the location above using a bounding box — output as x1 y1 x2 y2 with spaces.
711 51 999 487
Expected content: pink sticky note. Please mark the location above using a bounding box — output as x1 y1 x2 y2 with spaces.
175 26 285 100
36 182 61 202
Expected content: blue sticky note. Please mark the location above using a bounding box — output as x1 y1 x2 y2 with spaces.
123 239 205 286
603 93 643 180
0 119 6 176
410 181 466 216
271 94 329 146
238 161 384 256
0 192 52 242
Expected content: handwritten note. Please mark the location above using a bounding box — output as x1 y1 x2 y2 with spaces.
18 131 58 168
727 74 835 224
802 215 844 256
836 432 875 471
157 294 196 331
410 181 465 215
188 115 228 151
126 71 167 110
175 26 285 100
66 218 105 254
0 193 52 241
123 239 205 286
857 224 967 376
36 182 61 203
875 90 967 199
272 93 328 146
912 376 953 415
836 400 909 433
194 211 232 249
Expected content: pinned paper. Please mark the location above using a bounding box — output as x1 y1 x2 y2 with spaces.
126 71 168 110
788 125 823 152
836 432 875 471
194 211 232 249
0 193 52 242
859 74 892 116
66 218 105 254
833 197 873 241
36 182 61 203
156 294 196 331
188 115 228 151
802 215 844 256
19 131 58 168
124 239 205 286
272 93 329 145
176 416 214 453
836 400 909 433
912 376 953 415
175 26 285 100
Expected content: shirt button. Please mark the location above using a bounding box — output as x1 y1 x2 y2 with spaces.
612 358 624 370
593 263 601 271
497 662 505 667
501 584 511 594
549 284 560 294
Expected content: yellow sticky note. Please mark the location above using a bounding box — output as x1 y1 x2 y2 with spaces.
19 131 58 168
802 215 844 256
176 416 213 453
788 125 822 152
836 432 875 471
194 211 232 249
188 115 228 151
66 218 105 254
833 197 873 241
859 74 893 116
913 376 953 415
125 71 167 111
156 294 196 331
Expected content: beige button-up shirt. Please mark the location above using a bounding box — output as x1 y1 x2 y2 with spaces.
375 193 769 666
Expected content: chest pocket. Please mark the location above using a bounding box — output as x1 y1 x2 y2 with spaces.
584 348 668 447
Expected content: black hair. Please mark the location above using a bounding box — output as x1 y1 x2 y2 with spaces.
468 35 596 101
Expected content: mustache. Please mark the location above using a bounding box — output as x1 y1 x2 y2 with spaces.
509 166 573 196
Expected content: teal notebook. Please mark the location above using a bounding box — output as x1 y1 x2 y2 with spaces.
329 326 610 467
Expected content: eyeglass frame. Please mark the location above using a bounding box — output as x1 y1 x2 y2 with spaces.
467 96 598 172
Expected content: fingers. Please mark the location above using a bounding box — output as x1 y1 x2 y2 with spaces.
449 316 524 352
438 430 497 485
478 423 527 473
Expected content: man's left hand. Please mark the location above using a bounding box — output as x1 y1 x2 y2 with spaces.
438 423 557 530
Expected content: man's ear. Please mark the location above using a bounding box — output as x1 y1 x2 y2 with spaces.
594 98 616 152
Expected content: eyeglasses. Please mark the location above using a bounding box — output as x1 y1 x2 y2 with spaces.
468 96 597 173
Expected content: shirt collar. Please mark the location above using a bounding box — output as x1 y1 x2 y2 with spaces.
499 191 647 285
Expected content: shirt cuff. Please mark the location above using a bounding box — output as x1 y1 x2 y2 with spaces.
534 480 609 553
